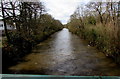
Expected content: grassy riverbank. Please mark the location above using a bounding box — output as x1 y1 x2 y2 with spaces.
67 22 120 64
66 2 120 64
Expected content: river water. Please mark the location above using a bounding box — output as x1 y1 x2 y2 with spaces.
9 28 120 76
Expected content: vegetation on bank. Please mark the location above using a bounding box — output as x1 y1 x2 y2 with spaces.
1 1 63 72
66 2 120 64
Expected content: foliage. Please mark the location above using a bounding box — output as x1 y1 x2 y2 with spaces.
66 2 120 64
87 16 96 25
1 1 63 71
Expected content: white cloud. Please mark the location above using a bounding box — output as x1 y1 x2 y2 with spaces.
41 0 90 24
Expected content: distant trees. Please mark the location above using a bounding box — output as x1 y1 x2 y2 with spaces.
39 14 63 33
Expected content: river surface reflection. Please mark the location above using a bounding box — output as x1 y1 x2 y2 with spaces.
9 28 120 76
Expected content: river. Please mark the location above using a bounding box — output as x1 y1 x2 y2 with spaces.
9 28 120 76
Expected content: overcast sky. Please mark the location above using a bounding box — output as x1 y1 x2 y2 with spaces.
1 0 118 24
0 0 90 23
40 0 90 24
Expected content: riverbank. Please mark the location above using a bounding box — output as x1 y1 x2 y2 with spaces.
7 28 120 75
67 23 120 65
65 1 120 65
2 28 63 74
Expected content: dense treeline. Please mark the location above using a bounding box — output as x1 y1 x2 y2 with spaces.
1 0 63 72
66 1 120 64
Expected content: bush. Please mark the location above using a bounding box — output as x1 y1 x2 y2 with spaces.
2 32 34 67
87 16 96 25
68 22 120 64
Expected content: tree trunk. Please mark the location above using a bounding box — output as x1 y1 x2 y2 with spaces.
1 0 10 43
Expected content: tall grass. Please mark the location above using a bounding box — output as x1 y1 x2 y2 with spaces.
68 22 120 64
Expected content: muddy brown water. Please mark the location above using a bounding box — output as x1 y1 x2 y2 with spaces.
9 28 120 76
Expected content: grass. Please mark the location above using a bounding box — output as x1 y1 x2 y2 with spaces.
68 22 120 64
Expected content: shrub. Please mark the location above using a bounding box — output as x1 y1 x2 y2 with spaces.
87 16 96 25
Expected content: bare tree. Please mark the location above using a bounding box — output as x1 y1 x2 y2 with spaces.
1 0 10 43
